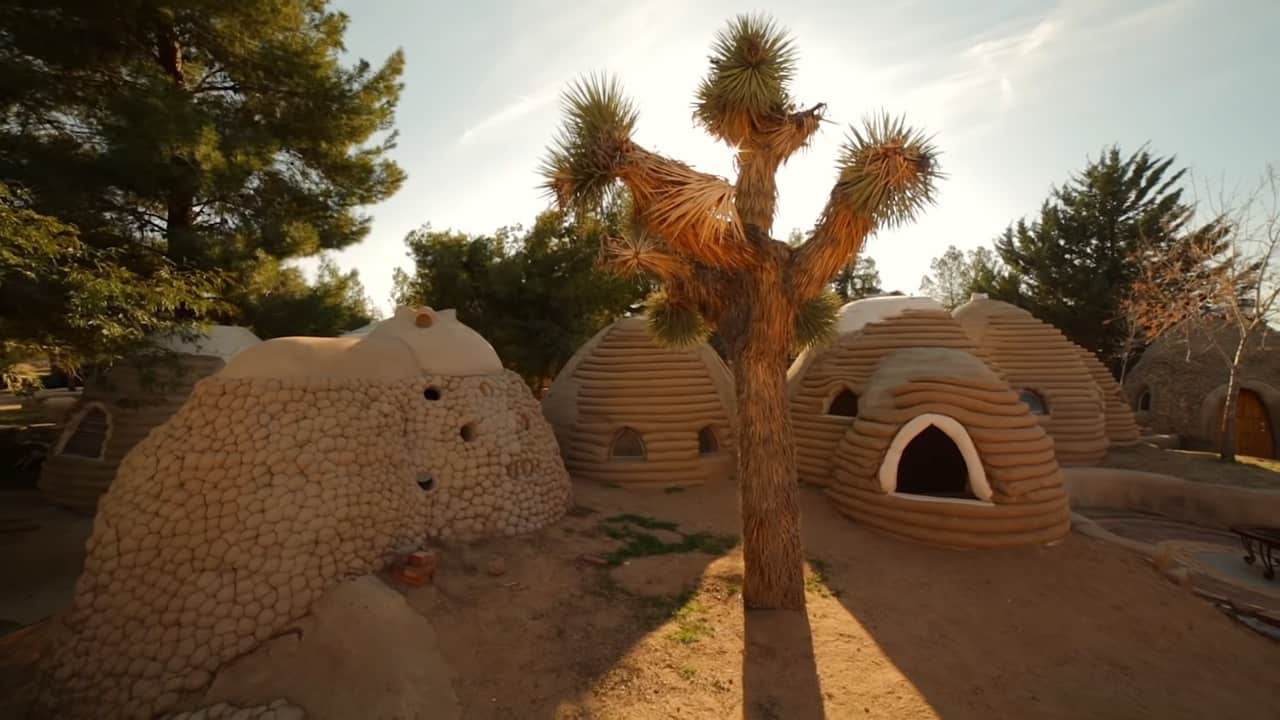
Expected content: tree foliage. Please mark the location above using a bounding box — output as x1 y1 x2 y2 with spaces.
0 0 405 272
919 245 1007 309
982 146 1194 360
0 181 224 388
230 254 378 339
1123 166 1278 461
832 255 883 302
394 210 648 388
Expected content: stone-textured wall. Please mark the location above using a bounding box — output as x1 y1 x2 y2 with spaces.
787 308 999 487
827 348 1070 549
1073 346 1140 447
39 354 226 512
1123 323 1280 449
543 316 737 488
38 369 570 719
954 298 1107 465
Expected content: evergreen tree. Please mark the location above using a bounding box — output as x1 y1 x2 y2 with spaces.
0 0 405 276
984 146 1193 360
832 256 883 301
0 181 222 387
919 245 1011 309
232 254 379 339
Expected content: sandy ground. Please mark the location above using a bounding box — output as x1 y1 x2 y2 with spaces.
411 481 1280 719
1103 444 1280 489
0 491 92 629
3 480 1279 719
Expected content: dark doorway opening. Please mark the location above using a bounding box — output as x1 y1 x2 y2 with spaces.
896 425 971 498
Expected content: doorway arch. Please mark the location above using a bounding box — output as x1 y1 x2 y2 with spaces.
877 413 993 502
1215 388 1275 458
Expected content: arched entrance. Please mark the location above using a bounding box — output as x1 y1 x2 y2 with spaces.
877 413 993 502
1218 389 1275 458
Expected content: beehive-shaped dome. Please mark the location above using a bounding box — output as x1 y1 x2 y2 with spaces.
39 307 571 719
543 315 737 487
826 346 1071 548
787 296 994 487
38 325 261 512
1073 344 1140 447
952 295 1107 465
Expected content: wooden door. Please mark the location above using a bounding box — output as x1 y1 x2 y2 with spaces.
1236 389 1274 458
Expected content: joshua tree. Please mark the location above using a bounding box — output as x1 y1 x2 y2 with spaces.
541 15 940 609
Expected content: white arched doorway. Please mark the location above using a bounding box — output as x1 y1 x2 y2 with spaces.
877 413 993 503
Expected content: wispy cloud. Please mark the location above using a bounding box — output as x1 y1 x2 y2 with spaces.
459 81 562 145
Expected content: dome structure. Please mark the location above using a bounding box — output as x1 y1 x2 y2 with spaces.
1073 344 1140 447
38 325 262 512
787 296 992 487
543 315 737 488
952 295 1108 465
40 307 571 719
825 346 1071 548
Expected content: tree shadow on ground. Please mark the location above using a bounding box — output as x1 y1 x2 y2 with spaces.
797 487 1280 720
742 609 825 720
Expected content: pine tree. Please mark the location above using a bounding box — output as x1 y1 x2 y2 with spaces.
985 146 1193 361
0 0 405 278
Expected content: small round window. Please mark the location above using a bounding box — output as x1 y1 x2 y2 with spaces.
1018 389 1048 415
698 426 719 455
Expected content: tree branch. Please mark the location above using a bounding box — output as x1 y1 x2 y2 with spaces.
786 199 874 301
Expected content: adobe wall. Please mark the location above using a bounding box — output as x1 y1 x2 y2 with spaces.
1123 324 1280 449
38 308 571 719
39 354 227 512
1063 466 1280 530
826 347 1070 548
545 316 737 487
788 307 1000 487
1073 346 1140 447
954 298 1108 465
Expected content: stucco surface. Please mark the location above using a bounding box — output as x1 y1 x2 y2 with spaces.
826 347 1071 549
1123 322 1280 451
37 309 569 719
787 304 1002 487
953 297 1107 465
1073 345 1140 447
543 316 737 487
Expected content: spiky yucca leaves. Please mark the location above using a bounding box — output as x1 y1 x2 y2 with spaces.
541 74 638 211
644 289 712 348
601 224 689 282
793 291 841 351
830 113 941 228
694 14 798 144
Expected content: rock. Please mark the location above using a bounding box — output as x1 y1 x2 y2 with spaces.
485 557 506 576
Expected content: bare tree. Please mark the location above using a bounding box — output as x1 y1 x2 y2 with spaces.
1124 166 1280 461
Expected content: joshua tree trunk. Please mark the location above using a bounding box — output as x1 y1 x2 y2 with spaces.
726 271 805 609
1218 338 1249 462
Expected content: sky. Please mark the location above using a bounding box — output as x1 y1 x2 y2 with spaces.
318 0 1280 314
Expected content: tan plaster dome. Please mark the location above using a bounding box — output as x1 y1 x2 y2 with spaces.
1073 343 1140 447
38 325 262 512
826 346 1071 549
787 296 997 487
38 307 570 719
952 295 1108 465
542 315 737 488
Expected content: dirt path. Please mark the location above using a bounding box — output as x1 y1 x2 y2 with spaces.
416 480 1280 719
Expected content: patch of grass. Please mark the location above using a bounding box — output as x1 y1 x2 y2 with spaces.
599 515 738 566
605 513 678 531
676 665 698 680
805 557 839 598
668 597 713 645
